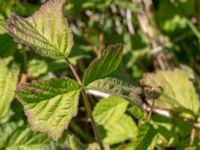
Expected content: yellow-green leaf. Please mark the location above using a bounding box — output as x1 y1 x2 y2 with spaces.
102 114 138 145
0 13 5 34
142 69 200 116
17 77 80 141
0 59 18 123
93 96 128 125
5 0 73 58
6 126 51 150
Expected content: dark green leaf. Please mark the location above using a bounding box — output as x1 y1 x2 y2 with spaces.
83 44 123 85
135 123 157 150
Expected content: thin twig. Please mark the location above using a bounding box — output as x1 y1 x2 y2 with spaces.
17 73 27 89
147 99 155 122
86 89 200 128
190 127 196 145
66 60 82 84
81 90 105 150
126 9 135 35
66 59 105 150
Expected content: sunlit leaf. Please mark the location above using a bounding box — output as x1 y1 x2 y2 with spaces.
88 143 110 150
128 105 147 121
0 121 20 149
93 96 128 125
5 0 73 58
101 114 138 145
142 69 200 116
17 77 80 141
6 126 51 150
0 59 18 123
0 13 5 34
28 59 48 78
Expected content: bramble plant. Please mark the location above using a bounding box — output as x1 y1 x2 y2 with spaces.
5 0 141 149
1 0 200 149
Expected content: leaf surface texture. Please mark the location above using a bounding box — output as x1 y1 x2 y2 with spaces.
5 0 73 58
17 77 80 141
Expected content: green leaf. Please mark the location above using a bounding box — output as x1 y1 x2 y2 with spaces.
5 0 73 58
0 121 21 149
16 77 80 141
142 69 200 116
6 126 51 150
128 105 147 121
67 135 87 150
0 59 18 123
88 143 110 150
151 115 179 147
87 77 142 106
83 44 123 85
156 0 195 32
28 59 48 77
101 114 138 145
0 34 17 57
185 146 197 150
135 123 157 150
27 58 67 78
93 96 128 125
0 13 5 34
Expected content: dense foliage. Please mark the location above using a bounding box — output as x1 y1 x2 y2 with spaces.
0 0 200 149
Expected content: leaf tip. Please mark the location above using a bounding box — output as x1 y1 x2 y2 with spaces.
104 43 123 53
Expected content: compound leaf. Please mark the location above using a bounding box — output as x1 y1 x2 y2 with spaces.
17 77 80 141
93 96 128 125
5 0 73 58
83 44 123 85
0 59 18 123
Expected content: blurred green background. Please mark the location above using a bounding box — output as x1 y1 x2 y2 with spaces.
1 0 200 79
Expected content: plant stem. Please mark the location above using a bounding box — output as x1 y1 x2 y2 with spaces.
190 127 196 145
147 99 155 122
67 60 82 84
81 90 105 150
66 59 105 150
